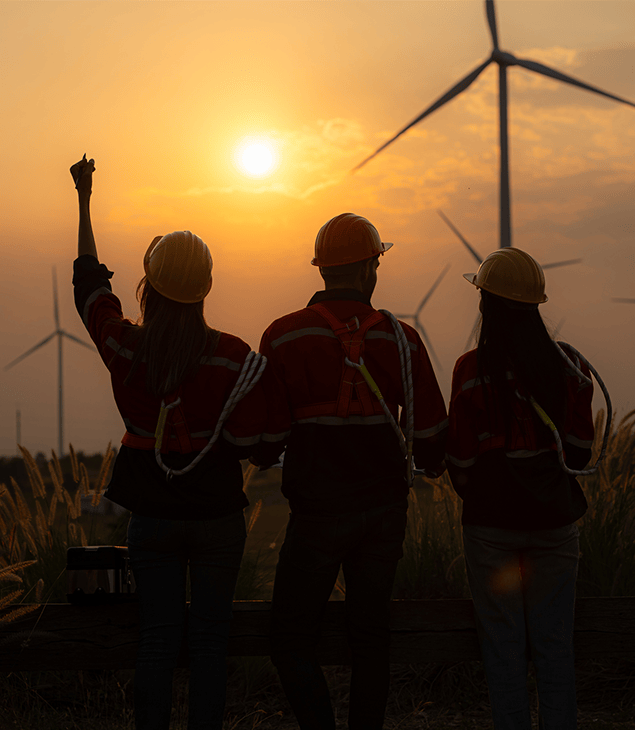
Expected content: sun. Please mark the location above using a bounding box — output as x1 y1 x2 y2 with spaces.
234 137 278 178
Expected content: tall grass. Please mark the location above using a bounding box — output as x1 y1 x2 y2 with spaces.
393 476 468 599
0 444 116 604
577 409 635 596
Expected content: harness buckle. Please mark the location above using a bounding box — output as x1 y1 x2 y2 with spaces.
345 316 360 333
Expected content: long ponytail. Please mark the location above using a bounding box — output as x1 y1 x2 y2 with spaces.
121 277 220 397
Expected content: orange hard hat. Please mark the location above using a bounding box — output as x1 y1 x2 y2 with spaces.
143 231 213 303
311 213 393 267
463 247 548 304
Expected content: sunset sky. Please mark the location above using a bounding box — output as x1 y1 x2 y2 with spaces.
1 0 634 457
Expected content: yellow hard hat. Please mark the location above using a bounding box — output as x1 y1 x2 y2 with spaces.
463 247 548 304
311 213 393 267
143 231 213 303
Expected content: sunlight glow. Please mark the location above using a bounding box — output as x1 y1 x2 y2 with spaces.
234 137 278 178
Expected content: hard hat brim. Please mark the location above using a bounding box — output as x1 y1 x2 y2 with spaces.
463 271 548 304
312 240 394 267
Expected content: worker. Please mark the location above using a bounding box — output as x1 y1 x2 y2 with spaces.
70 155 266 730
446 248 594 730
253 213 448 730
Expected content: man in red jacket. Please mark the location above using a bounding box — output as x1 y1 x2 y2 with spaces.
255 213 447 729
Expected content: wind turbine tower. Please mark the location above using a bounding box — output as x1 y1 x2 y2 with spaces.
353 0 635 249
393 264 450 370
4 268 95 457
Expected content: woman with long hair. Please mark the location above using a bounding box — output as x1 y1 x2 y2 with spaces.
446 248 594 730
70 155 266 730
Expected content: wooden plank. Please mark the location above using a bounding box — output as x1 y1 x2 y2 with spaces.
0 598 633 671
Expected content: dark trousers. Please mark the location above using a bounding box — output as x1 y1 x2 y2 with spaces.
127 511 246 730
463 523 580 730
271 501 407 730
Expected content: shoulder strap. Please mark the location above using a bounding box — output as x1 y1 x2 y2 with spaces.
309 303 386 417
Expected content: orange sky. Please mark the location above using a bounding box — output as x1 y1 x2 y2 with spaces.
1 1 634 456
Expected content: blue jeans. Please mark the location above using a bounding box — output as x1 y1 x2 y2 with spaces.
127 511 246 730
463 523 580 730
271 501 408 730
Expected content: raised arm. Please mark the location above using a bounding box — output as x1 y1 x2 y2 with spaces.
70 154 97 259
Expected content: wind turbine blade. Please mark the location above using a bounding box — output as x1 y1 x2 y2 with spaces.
415 322 443 371
437 210 483 265
542 258 582 270
612 298 635 304
60 330 96 351
485 0 499 50
4 332 56 371
515 57 635 109
352 59 492 172
52 267 60 330
415 264 451 315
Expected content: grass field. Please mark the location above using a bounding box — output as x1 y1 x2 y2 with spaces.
1 408 634 728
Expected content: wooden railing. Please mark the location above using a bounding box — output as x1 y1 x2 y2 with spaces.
1 598 633 671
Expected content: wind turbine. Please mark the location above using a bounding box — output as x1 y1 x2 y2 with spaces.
394 264 450 370
437 209 583 272
353 0 635 248
4 268 95 457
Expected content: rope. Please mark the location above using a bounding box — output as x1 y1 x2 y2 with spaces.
524 341 612 477
155 351 267 480
344 310 415 486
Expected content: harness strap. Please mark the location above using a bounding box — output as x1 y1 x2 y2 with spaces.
168 401 195 453
122 391 198 454
309 303 386 418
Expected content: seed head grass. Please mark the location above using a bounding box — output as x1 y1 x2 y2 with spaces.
0 445 117 603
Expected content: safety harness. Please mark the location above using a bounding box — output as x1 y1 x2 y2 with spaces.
300 303 416 485
293 304 390 420
122 389 210 453
122 351 267 480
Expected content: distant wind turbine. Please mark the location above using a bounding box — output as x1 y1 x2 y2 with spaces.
436 210 583 272
353 0 635 248
394 264 450 370
4 268 95 457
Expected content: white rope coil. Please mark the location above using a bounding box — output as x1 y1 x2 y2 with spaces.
521 341 611 477
553 341 612 476
155 351 267 480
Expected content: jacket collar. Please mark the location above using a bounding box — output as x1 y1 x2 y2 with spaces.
307 289 372 307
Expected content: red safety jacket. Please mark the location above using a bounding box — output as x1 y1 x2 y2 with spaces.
73 254 266 520
256 290 448 513
445 345 594 529
446 346 594 469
